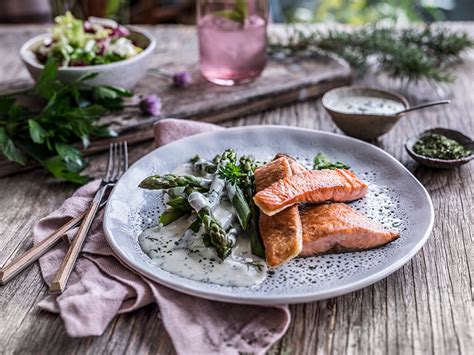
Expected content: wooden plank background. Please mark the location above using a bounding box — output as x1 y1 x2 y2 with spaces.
0 24 473 354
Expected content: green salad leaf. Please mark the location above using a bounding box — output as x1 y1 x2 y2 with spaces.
36 12 142 67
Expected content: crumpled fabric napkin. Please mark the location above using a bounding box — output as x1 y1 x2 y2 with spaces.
35 118 290 355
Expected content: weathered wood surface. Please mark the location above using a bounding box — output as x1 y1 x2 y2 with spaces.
0 23 473 355
0 24 351 177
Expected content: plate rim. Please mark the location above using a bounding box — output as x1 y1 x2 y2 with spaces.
103 125 434 305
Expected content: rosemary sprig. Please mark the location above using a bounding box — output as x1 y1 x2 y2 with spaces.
269 25 473 83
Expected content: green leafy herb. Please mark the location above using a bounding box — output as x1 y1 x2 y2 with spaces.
413 133 471 160
214 0 248 25
269 25 473 83
0 127 26 165
0 58 132 184
313 153 350 170
218 162 246 186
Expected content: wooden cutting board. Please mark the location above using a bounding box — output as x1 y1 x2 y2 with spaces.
0 53 352 177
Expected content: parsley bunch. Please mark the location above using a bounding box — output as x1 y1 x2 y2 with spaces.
0 58 132 184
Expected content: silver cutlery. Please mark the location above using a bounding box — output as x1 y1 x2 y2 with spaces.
49 142 128 293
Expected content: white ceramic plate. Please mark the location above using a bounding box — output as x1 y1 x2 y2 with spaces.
103 126 434 304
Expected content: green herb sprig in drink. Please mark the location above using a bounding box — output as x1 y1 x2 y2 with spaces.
214 0 248 25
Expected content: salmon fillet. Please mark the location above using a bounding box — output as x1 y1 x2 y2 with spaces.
274 153 307 174
299 203 399 256
255 157 302 267
254 169 368 216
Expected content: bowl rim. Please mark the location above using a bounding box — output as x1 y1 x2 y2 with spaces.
19 25 156 71
321 85 410 118
404 127 474 164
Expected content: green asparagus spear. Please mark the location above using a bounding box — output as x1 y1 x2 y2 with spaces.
159 208 188 226
189 218 202 233
199 208 234 259
139 174 212 190
213 148 237 165
166 196 191 211
239 155 257 174
225 182 251 230
191 155 217 174
245 184 265 258
187 189 234 259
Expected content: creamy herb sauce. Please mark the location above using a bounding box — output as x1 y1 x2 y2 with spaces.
138 163 267 287
330 96 405 115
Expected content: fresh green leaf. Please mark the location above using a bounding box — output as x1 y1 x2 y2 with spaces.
75 72 99 84
92 126 118 137
91 86 129 110
0 127 26 165
234 0 248 19
214 0 248 25
28 119 48 144
55 142 86 173
103 86 133 97
92 86 120 101
0 54 134 184
34 58 60 99
42 155 89 184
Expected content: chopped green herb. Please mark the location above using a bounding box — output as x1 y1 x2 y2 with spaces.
313 153 350 170
413 134 471 160
218 162 246 186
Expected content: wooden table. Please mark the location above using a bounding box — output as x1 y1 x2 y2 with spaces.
0 24 472 354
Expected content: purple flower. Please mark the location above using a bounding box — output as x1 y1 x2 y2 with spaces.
139 95 161 116
114 25 130 37
83 21 95 33
172 71 192 89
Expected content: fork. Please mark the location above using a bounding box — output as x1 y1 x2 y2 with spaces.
49 142 128 293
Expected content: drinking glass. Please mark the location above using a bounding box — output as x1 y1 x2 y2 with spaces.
197 0 269 86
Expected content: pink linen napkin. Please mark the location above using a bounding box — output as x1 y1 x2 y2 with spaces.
35 118 290 354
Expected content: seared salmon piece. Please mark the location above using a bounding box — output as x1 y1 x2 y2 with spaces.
299 203 399 256
255 157 302 267
254 169 368 216
273 153 307 174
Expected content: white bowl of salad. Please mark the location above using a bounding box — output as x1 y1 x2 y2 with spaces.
20 12 156 89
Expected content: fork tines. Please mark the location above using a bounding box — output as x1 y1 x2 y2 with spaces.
105 141 128 184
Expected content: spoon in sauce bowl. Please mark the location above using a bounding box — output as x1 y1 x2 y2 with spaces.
395 100 451 116
322 86 452 140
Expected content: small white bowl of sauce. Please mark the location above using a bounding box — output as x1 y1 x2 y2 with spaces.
322 86 410 140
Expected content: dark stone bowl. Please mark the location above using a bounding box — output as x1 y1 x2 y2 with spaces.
405 128 474 169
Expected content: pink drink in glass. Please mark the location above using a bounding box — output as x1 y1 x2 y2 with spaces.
198 1 268 86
